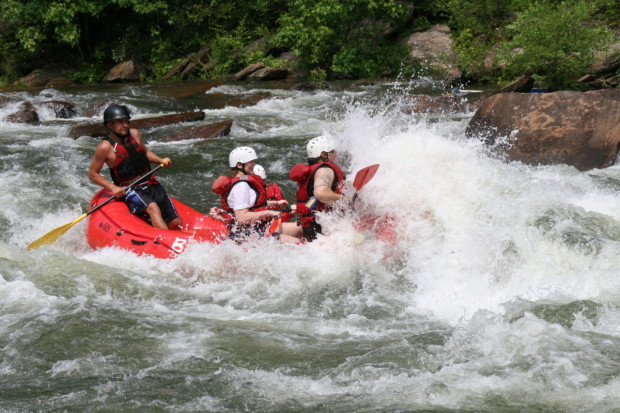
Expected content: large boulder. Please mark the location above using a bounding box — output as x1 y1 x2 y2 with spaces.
465 90 620 171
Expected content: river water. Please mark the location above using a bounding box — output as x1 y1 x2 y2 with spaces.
2 78 620 412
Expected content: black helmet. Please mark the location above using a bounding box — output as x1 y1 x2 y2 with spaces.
103 105 131 124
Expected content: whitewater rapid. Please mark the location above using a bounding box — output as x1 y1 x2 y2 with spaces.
2 79 620 411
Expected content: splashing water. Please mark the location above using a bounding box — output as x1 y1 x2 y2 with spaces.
2 79 620 411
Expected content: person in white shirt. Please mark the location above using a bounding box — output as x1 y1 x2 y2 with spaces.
212 146 301 243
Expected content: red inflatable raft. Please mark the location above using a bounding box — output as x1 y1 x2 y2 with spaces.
87 189 229 259
86 191 397 259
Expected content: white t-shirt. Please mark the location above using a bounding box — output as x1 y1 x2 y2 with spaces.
227 181 257 211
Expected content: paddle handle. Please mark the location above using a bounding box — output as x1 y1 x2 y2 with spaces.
87 164 164 216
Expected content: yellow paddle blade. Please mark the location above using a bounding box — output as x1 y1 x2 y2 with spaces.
26 213 88 250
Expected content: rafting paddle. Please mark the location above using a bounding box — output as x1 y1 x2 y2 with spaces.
352 163 380 202
305 164 380 209
265 217 282 238
27 164 164 250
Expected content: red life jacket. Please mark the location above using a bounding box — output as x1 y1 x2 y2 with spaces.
289 162 345 225
212 174 268 213
103 132 153 186
265 183 284 202
264 182 291 222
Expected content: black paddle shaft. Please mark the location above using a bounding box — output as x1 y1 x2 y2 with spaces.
87 164 164 216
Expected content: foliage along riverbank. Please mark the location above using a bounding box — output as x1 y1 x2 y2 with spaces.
0 0 619 90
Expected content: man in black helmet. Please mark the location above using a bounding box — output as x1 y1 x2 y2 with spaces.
88 104 182 230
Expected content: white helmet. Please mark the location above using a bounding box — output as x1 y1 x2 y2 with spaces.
229 146 257 167
307 135 335 158
253 164 267 179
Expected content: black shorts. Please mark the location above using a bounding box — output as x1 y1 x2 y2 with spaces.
125 183 179 222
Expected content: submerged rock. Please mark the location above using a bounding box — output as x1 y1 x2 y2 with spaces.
41 100 77 119
169 120 233 141
6 101 39 123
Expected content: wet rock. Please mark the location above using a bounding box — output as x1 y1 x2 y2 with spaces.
465 90 620 171
246 68 289 81
41 100 77 119
169 120 233 141
102 60 147 83
233 62 265 81
6 102 39 123
156 82 222 99
202 92 272 109
68 111 206 139
228 93 273 107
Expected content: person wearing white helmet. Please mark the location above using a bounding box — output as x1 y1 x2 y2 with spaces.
289 135 347 241
252 164 267 180
253 164 295 222
212 147 301 243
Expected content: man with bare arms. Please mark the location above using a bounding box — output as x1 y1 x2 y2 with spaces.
88 104 181 230
289 136 347 242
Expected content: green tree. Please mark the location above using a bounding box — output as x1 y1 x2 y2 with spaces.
497 0 612 90
443 0 513 35
276 0 409 78
0 0 285 81
441 0 514 80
